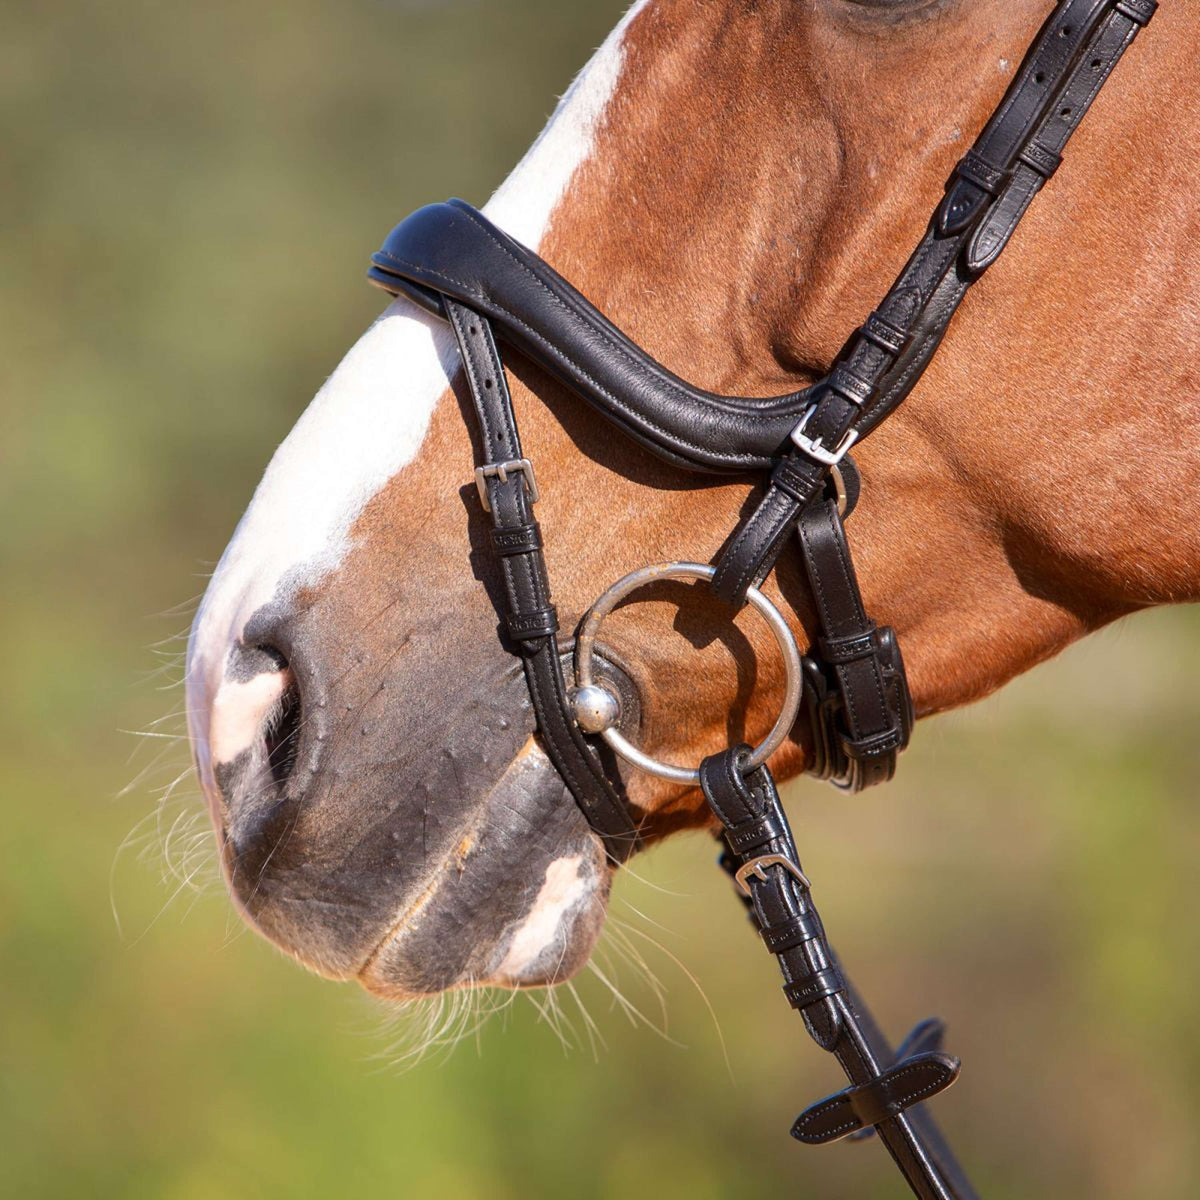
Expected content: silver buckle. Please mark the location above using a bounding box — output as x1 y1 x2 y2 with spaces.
734 854 812 897
474 457 539 513
790 407 859 468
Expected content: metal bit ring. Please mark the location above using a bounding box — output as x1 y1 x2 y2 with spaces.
573 562 803 785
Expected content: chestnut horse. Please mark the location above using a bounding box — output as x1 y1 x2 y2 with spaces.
187 0 1197 1008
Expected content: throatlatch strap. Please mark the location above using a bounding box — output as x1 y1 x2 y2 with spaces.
443 300 641 860
700 749 973 1200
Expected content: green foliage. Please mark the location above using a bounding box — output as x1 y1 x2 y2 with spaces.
2 2 1197 1196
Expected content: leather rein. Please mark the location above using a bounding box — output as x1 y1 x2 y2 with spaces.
366 3 1157 1196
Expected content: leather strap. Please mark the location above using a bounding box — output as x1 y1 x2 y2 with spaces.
796 497 912 790
443 299 641 860
370 199 810 473
700 749 972 1200
966 0 1156 272
792 1052 960 1145
711 0 1155 606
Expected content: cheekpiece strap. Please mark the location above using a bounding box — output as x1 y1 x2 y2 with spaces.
796 497 913 791
711 0 1156 609
444 300 641 860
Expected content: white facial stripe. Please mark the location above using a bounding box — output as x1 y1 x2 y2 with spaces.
187 303 455 791
496 854 589 980
486 0 651 245
187 0 651 786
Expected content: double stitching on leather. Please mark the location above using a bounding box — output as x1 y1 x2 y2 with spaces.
447 205 801 468
791 1054 960 1145
378 243 782 470
712 477 810 608
796 497 911 790
443 299 640 859
969 6 1145 275
701 747 972 1193
800 504 889 732
713 4 1140 603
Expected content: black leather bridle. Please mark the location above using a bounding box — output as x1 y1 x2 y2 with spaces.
366 2 1157 1195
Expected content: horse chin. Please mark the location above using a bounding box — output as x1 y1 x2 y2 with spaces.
355 740 613 1000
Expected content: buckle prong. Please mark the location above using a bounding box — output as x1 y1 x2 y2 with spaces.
475 457 539 512
734 854 812 897
790 407 859 468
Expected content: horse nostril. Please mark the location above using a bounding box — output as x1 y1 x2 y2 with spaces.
264 670 302 792
209 644 308 883
209 646 293 766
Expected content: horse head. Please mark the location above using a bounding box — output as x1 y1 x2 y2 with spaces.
185 0 1197 1004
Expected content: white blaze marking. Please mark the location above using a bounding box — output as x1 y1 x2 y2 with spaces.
186 1 651 789
496 855 589 980
486 0 650 246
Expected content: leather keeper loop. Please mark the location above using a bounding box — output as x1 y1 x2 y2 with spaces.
827 365 874 408
490 522 542 556
724 814 787 855
1116 0 1157 25
507 606 559 641
784 966 845 1010
861 311 907 356
955 148 1009 196
817 630 878 665
770 453 823 507
762 911 824 955
1018 140 1063 180
840 725 904 761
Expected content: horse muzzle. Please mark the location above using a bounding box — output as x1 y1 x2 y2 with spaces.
188 593 634 990
357 739 612 997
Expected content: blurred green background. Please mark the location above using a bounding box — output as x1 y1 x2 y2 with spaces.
3 1 1198 1197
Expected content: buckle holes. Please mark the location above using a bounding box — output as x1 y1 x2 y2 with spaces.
1060 106 1073 118
469 325 478 335
1060 25 1072 37
484 378 494 389
1034 72 1045 84
1091 58 1103 69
